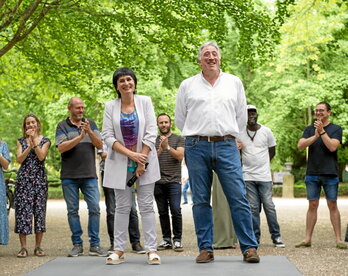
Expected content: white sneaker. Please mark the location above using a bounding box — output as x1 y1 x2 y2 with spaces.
273 237 285 248
173 241 184 252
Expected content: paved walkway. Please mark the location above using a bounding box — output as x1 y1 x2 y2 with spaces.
1 197 347 275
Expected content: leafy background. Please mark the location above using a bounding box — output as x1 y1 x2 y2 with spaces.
0 0 347 180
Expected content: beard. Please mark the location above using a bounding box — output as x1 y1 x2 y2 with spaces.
159 127 170 135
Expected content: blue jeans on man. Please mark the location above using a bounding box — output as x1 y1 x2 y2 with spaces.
185 137 258 253
154 182 182 242
182 180 190 204
62 178 101 246
245 181 281 242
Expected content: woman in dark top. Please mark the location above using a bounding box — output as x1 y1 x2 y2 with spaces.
15 114 50 258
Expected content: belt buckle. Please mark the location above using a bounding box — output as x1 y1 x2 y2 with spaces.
208 136 212 142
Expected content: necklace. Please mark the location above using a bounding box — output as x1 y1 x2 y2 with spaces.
246 127 258 142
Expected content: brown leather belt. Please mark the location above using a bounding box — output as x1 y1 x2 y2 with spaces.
188 135 235 142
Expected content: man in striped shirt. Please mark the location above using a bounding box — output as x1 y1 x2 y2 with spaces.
155 113 185 252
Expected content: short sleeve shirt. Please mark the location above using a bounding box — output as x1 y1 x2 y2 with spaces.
55 118 101 179
155 133 184 184
302 123 342 176
239 125 276 181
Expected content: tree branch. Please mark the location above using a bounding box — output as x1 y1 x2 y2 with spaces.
0 0 24 32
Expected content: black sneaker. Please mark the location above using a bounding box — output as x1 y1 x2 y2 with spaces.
273 237 285 248
158 240 172 251
107 245 115 254
132 243 146 254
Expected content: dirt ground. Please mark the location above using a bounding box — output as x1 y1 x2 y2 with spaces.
1 197 347 276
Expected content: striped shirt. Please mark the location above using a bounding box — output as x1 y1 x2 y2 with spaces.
155 133 184 184
55 117 101 179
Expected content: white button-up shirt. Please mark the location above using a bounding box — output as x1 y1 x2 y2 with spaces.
175 71 247 137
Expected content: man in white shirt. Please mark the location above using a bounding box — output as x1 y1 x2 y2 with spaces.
238 105 285 248
175 41 259 263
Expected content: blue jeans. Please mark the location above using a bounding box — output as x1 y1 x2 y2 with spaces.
245 181 281 242
62 178 101 246
154 182 183 242
182 180 190 203
185 137 258 253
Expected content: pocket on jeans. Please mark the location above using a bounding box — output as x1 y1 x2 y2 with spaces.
225 138 236 146
185 137 198 148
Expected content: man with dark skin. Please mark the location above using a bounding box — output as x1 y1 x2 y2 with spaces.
238 105 284 247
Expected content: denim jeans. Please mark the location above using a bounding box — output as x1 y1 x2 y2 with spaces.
182 180 190 203
185 137 258 253
154 182 183 242
62 178 100 246
245 181 281 242
305 175 339 201
103 186 140 246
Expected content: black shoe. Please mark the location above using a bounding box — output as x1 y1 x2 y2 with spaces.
132 243 146 254
158 240 172 251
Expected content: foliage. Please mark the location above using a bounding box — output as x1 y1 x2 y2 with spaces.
1 0 347 174
248 0 348 172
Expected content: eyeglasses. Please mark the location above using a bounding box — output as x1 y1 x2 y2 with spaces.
315 109 326 113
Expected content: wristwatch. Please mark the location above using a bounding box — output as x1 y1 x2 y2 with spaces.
167 145 171 151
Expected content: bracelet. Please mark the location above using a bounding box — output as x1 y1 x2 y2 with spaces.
320 132 326 136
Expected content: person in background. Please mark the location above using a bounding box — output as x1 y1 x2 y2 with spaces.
181 160 190 205
56 97 107 257
0 138 11 246
102 67 161 265
238 105 285 248
15 114 50 257
175 41 259 263
98 143 145 254
296 102 347 249
155 113 184 252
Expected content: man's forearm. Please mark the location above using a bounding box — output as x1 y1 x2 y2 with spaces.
88 131 103 149
58 135 83 153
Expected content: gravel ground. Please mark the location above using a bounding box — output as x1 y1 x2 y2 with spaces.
1 197 347 276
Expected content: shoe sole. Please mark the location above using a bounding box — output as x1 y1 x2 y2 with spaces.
157 247 172 251
147 260 161 265
244 257 260 263
89 252 108 257
67 253 83 257
132 250 146 254
196 258 214 263
173 247 184 252
106 259 125 265
274 244 285 248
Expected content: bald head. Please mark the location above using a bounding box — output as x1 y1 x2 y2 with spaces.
68 97 84 121
68 97 83 107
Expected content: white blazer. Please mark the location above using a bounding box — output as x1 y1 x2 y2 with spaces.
102 95 160 189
